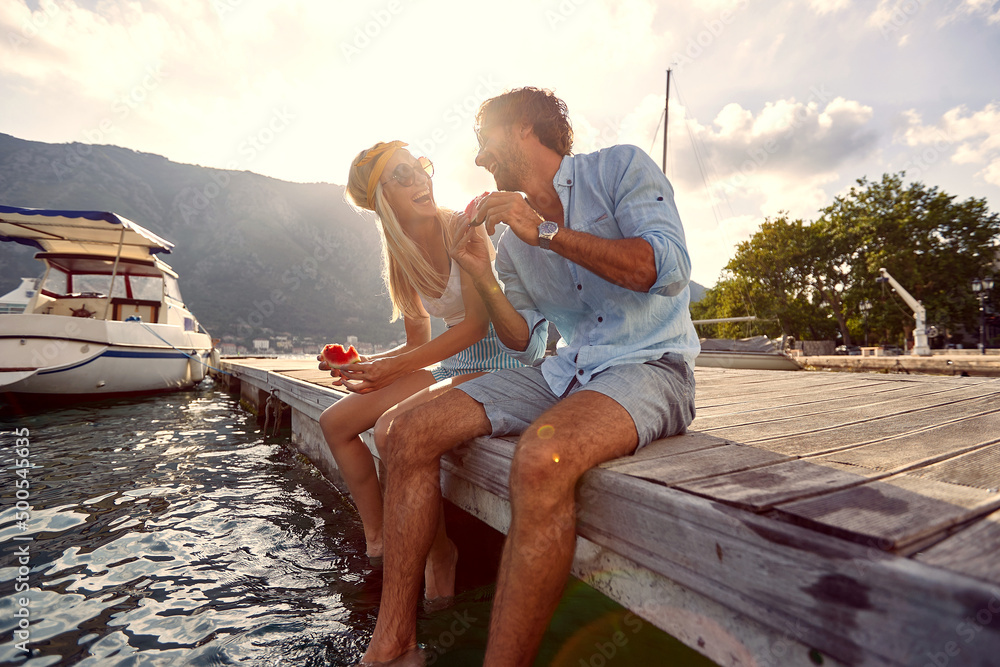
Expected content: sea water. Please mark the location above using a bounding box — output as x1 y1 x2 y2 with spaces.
0 382 716 666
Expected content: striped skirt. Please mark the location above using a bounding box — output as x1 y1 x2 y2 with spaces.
431 323 525 382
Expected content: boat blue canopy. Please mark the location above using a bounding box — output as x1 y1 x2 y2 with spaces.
0 204 173 260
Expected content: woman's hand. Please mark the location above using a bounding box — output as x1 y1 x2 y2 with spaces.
336 356 405 394
319 352 370 387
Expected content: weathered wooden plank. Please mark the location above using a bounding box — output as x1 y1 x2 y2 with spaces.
814 410 1000 472
676 459 869 512
906 443 1000 491
679 413 1000 512
575 469 1000 667
607 443 789 486
693 375 878 406
691 379 903 416
600 431 729 469
777 445 1000 550
703 391 1000 446
917 509 1000 586
752 394 1000 457
691 383 987 429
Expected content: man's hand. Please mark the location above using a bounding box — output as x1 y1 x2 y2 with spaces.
450 215 496 285
471 192 546 245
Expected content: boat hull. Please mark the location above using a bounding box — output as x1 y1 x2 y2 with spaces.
0 314 213 394
695 350 802 371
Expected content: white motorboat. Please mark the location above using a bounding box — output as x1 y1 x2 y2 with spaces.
0 204 215 395
696 336 802 371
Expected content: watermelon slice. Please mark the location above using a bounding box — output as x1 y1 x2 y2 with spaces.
464 192 491 225
322 343 361 366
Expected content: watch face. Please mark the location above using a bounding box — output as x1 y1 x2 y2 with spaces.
539 221 558 236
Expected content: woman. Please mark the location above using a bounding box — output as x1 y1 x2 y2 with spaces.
318 140 519 601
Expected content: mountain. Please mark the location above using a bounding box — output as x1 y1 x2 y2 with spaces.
0 133 400 347
688 281 707 303
0 133 707 346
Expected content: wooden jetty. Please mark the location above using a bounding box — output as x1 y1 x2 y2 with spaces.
217 358 1000 666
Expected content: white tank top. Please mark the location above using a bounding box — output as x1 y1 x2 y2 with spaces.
418 260 465 328
416 212 497 328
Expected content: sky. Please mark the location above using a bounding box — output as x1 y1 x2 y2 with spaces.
1 0 999 287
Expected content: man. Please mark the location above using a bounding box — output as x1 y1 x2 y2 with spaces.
361 87 700 666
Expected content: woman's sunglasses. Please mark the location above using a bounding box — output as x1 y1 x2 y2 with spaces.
385 156 434 187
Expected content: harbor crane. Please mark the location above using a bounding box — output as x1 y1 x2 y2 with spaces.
877 268 931 356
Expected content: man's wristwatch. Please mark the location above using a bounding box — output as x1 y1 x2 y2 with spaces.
537 220 559 250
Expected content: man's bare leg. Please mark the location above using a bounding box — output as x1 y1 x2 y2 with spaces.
373 372 486 601
362 389 492 663
483 390 639 667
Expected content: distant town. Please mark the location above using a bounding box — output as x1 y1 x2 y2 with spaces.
215 332 388 359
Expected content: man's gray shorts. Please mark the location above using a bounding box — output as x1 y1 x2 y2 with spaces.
455 352 696 450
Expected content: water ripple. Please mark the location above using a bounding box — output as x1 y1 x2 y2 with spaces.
0 386 376 666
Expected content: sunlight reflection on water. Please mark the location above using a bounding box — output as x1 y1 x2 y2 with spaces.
0 385 377 665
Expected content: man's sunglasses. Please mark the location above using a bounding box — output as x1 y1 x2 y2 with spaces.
385 157 434 187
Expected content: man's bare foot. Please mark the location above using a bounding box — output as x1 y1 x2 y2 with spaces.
423 538 458 601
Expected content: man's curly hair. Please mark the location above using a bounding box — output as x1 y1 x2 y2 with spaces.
476 87 573 156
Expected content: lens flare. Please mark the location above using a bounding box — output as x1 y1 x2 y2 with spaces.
537 424 555 439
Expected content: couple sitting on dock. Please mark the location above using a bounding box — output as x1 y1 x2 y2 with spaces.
317 86 700 666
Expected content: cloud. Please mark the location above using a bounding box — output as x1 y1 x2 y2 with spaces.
668 93 877 192
899 103 1000 187
810 0 851 15
948 0 1000 24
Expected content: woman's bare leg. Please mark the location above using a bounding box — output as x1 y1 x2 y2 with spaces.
319 370 436 557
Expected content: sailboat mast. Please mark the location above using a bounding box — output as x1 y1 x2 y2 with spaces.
662 68 671 175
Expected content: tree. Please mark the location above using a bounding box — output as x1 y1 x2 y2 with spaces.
694 174 1000 347
694 214 838 342
817 174 999 346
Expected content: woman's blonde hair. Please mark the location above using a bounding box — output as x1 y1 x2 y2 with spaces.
347 143 453 322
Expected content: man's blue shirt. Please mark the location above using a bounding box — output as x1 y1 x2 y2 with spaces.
495 144 701 396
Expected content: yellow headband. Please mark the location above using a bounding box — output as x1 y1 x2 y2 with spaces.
358 141 408 209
